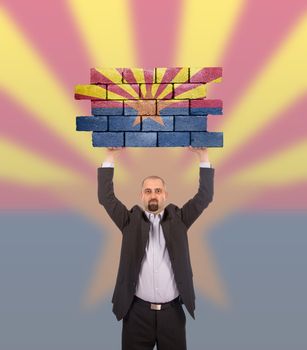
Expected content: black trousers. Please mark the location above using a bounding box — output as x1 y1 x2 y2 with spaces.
122 296 187 350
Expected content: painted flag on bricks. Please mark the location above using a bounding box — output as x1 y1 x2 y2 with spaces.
74 67 223 147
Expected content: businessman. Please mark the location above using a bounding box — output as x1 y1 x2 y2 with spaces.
98 146 214 350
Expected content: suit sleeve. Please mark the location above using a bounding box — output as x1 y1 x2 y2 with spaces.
179 167 214 229
97 167 130 232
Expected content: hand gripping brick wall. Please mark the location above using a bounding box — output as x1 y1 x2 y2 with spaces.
74 67 223 147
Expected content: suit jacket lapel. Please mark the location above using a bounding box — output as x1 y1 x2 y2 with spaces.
161 209 174 258
140 212 150 253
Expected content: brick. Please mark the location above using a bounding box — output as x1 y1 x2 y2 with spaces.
92 100 123 115
109 117 140 131
140 84 173 99
76 116 107 131
191 132 223 147
90 68 123 84
74 84 107 100
123 68 155 84
158 100 189 115
156 67 189 83
124 100 156 115
142 116 173 131
92 132 124 147
125 132 157 147
174 116 207 131
190 67 222 83
190 99 223 115
107 84 140 100
174 83 206 99
158 132 190 147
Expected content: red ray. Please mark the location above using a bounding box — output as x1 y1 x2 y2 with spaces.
129 0 183 67
0 92 94 181
2 0 92 91
216 94 307 179
245 182 307 210
209 0 307 108
0 181 68 210
159 67 183 84
108 84 140 99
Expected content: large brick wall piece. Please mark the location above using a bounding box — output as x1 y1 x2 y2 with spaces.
74 67 223 147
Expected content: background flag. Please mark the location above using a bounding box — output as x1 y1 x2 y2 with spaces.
1 0 306 349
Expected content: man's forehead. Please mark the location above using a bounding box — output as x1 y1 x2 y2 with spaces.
142 179 164 188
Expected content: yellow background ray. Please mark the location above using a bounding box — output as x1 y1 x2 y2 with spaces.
0 8 101 165
68 0 136 66
177 0 245 65
0 138 84 185
212 14 307 165
231 140 307 186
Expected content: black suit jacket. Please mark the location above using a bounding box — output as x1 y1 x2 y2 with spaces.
98 166 214 321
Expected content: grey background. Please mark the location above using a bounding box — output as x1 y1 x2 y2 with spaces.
0 211 306 349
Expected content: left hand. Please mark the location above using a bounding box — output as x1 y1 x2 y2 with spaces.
188 146 209 162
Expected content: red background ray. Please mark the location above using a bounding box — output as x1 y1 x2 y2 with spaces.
246 181 307 210
129 0 184 67
216 94 307 178
2 0 92 90
210 0 307 113
0 181 68 210
0 92 94 180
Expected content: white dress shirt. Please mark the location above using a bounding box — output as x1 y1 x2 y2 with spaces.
101 160 211 302
135 209 180 302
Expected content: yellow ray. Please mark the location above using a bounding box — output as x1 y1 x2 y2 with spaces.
75 84 107 99
68 0 136 66
94 68 123 83
0 8 101 165
123 68 146 83
231 140 307 186
174 84 206 99
0 138 84 185
177 0 245 65
212 14 307 165
152 84 173 99
108 84 140 99
156 67 189 83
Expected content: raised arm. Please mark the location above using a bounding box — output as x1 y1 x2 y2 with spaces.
179 147 214 229
98 147 130 232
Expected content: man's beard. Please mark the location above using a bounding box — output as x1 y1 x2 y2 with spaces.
148 200 159 212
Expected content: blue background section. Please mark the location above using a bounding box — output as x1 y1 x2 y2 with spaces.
0 211 306 349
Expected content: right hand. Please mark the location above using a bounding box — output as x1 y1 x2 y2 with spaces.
104 147 124 162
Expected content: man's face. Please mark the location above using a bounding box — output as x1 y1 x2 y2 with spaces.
141 178 168 213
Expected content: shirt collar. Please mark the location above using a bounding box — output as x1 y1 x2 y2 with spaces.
144 209 164 221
